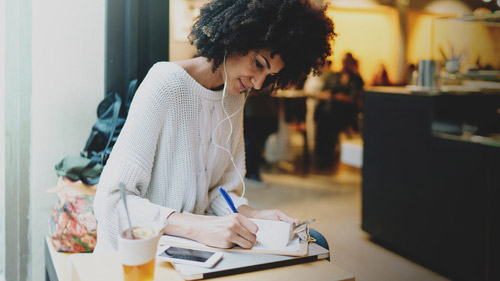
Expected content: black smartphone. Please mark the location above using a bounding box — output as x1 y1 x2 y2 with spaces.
157 246 223 268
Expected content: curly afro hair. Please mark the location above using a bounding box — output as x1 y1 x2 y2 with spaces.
189 0 336 89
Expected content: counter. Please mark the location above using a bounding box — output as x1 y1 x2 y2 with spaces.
361 87 500 281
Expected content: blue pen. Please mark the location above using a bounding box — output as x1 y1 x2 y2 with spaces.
218 186 239 213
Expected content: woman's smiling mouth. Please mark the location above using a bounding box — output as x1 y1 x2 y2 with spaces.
239 79 248 91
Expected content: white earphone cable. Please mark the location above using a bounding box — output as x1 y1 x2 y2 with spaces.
211 52 248 202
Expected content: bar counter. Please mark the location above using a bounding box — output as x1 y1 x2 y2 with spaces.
361 86 500 281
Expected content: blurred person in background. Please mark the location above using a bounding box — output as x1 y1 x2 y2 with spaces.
314 52 364 168
372 63 391 86
244 86 279 184
304 59 334 97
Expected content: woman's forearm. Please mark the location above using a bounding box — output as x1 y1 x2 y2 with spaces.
163 212 258 249
162 212 199 240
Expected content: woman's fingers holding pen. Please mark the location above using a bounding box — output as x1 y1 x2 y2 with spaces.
225 214 258 249
275 210 300 225
197 214 257 249
250 209 300 225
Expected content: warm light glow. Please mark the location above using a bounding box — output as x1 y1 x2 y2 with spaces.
408 9 500 71
432 18 499 71
328 0 378 9
407 11 441 63
424 0 472 14
326 6 399 85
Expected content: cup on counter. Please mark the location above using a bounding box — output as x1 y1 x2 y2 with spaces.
417 59 436 89
117 207 161 281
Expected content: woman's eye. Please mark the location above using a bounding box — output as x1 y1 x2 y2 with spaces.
256 60 264 69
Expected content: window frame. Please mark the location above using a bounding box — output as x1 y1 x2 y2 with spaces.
2 0 32 280
106 0 169 96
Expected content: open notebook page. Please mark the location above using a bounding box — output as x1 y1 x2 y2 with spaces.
250 218 292 249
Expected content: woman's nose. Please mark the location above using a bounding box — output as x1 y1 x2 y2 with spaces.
251 74 267 90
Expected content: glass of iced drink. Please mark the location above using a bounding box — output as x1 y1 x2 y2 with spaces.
117 207 161 281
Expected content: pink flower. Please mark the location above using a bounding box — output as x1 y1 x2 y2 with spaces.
67 219 88 237
72 196 89 213
77 212 97 231
57 212 70 232
80 235 97 250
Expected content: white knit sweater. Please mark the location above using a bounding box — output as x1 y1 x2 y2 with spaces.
93 62 249 253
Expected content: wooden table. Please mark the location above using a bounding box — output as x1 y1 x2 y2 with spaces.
45 237 72 281
45 237 354 281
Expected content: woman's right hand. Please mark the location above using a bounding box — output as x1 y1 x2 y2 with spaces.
164 213 258 249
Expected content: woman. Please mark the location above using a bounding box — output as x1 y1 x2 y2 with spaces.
94 0 335 253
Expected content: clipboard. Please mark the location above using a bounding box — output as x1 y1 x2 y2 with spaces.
169 243 329 280
159 219 315 256
159 218 315 257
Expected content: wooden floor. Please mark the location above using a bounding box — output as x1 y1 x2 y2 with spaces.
244 159 450 281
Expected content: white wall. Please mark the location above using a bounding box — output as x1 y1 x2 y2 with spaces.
30 0 105 279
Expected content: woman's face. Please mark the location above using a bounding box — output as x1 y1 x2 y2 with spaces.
223 49 284 95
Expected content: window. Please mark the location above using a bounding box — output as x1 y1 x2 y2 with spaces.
0 142 4 281
1 0 5 278
2 1 31 279
0 1 170 279
106 0 170 95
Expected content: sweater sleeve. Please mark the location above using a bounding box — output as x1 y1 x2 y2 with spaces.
93 63 176 253
208 98 249 216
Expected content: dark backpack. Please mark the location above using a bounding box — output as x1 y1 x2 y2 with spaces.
78 79 139 184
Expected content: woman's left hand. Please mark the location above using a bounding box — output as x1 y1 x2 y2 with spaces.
238 205 300 224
